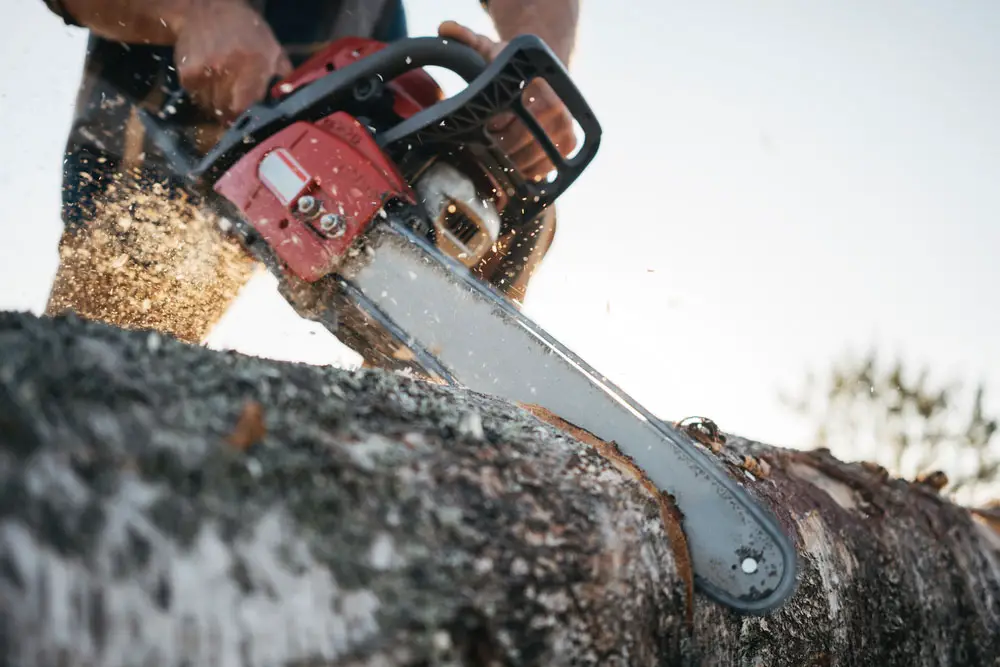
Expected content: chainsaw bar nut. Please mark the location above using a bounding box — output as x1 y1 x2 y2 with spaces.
319 213 347 237
297 195 319 216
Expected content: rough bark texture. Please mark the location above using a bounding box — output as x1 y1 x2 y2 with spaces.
1 311 998 666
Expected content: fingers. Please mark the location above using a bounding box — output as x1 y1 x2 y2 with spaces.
437 20 474 43
490 81 579 181
174 1 291 124
505 82 577 154
180 50 290 123
178 65 223 118
227 51 289 119
508 123 576 180
437 20 501 60
227 72 264 120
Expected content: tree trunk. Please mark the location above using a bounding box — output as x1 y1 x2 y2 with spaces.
1 311 998 666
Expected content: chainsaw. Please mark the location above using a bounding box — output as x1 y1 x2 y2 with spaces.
138 33 798 614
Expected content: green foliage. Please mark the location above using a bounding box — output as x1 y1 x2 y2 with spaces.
783 350 999 504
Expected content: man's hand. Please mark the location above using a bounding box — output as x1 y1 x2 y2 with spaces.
174 0 292 123
438 21 577 182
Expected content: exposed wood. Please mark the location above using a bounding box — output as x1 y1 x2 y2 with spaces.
519 402 695 631
1 311 998 666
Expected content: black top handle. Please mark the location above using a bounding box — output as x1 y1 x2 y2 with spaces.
377 34 602 226
191 36 491 182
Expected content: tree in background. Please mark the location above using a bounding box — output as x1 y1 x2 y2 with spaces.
783 350 999 505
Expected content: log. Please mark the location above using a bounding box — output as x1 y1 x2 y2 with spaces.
0 311 998 666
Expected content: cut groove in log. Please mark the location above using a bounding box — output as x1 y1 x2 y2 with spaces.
520 402 695 631
0 311 998 666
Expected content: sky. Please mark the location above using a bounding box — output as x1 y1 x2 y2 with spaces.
2 0 999 460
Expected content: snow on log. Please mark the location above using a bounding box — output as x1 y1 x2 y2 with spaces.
0 311 998 666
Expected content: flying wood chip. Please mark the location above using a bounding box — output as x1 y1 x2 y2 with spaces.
226 400 266 450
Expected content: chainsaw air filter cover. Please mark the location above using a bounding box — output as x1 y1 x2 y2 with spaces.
413 160 501 268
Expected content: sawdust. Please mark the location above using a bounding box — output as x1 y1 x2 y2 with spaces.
741 455 771 479
44 172 258 344
914 470 950 493
676 416 726 453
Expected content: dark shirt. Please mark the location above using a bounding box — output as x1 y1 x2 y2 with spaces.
41 0 411 227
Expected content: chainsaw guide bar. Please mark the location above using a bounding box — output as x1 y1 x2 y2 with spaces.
137 33 799 614
327 215 799 613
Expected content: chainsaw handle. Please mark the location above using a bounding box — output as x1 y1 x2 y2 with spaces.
190 34 598 230
377 34 601 225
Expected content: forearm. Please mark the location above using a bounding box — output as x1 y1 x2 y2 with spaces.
486 0 580 66
55 0 199 44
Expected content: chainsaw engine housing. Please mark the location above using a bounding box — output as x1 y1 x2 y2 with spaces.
198 34 599 285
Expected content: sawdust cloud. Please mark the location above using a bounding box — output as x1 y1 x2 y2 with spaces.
45 171 258 344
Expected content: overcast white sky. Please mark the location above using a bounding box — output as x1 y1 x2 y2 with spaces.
2 0 998 456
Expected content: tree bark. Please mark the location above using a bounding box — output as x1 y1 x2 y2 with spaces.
0 311 998 666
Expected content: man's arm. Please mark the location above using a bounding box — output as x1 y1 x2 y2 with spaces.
45 0 291 122
483 0 580 66
46 0 193 44
439 0 582 181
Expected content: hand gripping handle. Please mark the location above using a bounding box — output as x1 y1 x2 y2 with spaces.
376 34 602 225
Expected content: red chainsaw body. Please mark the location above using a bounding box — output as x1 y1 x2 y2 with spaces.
269 36 444 119
212 37 442 282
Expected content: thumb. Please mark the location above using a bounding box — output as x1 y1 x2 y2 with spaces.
275 50 294 78
438 20 501 61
